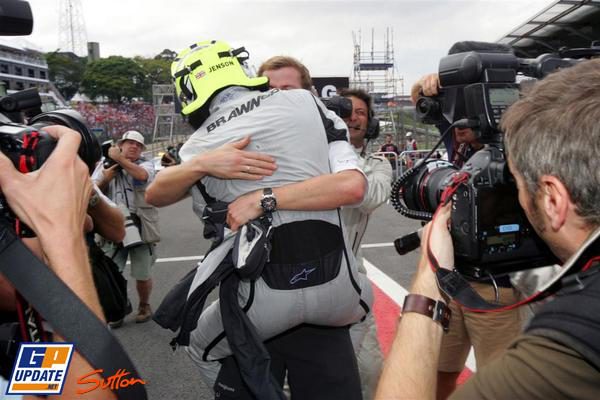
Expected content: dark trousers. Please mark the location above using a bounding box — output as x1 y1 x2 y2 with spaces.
214 324 363 400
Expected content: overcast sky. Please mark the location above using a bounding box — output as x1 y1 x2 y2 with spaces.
13 0 552 93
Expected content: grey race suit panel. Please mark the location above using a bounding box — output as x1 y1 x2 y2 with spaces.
178 88 373 364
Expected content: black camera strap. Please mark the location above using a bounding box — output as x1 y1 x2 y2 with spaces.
0 219 147 399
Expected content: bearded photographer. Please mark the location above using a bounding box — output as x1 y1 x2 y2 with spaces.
376 58 600 399
0 125 117 399
93 130 159 326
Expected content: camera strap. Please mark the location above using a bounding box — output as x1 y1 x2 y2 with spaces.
0 218 147 399
13 131 48 344
17 131 41 173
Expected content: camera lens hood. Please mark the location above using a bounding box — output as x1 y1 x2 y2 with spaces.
29 109 101 174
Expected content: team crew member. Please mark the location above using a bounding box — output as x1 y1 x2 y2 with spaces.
148 40 371 399
377 57 600 400
339 88 393 399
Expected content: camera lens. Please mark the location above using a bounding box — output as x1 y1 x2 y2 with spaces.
415 96 443 124
29 109 101 174
402 160 458 213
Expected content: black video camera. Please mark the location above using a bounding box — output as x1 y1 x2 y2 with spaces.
320 95 352 119
393 46 600 278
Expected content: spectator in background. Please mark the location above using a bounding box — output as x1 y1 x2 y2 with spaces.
73 102 156 140
404 131 418 168
378 133 399 171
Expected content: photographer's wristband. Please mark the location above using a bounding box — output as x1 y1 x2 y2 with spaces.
402 294 451 332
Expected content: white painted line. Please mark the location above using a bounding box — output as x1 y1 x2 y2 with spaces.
145 241 395 264
363 257 476 372
127 255 204 265
466 350 476 372
361 242 395 249
156 255 204 263
363 258 409 306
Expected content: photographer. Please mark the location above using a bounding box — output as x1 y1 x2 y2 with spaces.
93 130 158 326
0 125 116 399
409 42 523 399
377 58 600 399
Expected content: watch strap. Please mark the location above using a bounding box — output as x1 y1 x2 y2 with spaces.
402 294 451 332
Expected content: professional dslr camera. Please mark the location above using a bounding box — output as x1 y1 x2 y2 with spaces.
0 2 101 237
392 45 600 278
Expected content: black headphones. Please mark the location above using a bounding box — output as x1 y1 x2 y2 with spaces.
365 107 380 141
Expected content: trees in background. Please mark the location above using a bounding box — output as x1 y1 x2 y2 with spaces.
45 52 87 100
46 50 175 103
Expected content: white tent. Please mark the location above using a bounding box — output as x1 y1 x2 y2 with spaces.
70 92 92 103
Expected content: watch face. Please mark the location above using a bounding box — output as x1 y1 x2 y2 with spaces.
261 196 277 212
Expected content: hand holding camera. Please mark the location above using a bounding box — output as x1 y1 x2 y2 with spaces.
0 125 92 263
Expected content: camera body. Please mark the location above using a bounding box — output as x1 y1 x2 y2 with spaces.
396 49 600 277
449 147 556 277
0 91 101 236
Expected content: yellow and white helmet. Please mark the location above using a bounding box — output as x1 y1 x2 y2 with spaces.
171 40 268 127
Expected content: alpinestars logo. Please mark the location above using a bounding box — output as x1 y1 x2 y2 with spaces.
6 343 74 395
290 267 317 285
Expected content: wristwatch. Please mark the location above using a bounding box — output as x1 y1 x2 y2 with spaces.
402 294 451 332
88 191 101 209
259 188 277 213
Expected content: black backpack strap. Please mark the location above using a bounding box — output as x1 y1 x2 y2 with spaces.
195 180 217 205
310 96 348 144
219 271 286 400
0 220 147 400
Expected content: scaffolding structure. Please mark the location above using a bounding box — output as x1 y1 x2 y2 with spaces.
151 84 191 146
58 0 88 57
350 28 403 104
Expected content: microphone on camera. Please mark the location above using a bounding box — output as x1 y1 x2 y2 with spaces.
394 228 424 255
